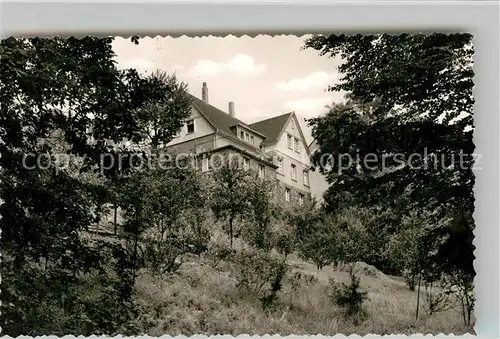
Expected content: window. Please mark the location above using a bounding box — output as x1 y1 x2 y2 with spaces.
258 164 265 178
250 135 254 144
276 157 283 174
291 120 295 130
287 134 292 149
291 163 297 181
240 131 244 139
245 133 250 142
243 157 250 171
285 188 290 202
186 119 195 134
303 170 309 186
299 194 304 206
202 158 209 172
294 137 299 153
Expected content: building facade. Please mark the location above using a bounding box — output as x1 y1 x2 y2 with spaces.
166 82 313 206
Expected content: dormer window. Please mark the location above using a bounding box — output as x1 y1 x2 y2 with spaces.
240 131 244 139
250 135 254 144
186 119 195 134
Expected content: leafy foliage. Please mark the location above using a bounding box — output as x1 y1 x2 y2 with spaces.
0 37 191 335
242 175 280 251
234 249 290 310
304 32 475 324
304 32 475 281
210 156 253 248
329 271 368 317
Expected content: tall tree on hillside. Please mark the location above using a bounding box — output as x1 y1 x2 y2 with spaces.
135 70 191 152
304 33 475 295
243 175 279 251
210 156 253 249
100 70 191 234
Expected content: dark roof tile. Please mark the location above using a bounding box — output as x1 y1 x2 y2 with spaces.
249 113 292 146
189 94 265 138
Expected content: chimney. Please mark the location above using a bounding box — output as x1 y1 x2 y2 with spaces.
228 101 235 117
202 82 209 103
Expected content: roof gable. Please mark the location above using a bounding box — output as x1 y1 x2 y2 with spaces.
189 95 265 139
249 112 292 146
308 138 318 150
251 112 311 157
285 113 312 158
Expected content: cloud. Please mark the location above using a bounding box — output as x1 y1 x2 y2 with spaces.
189 59 223 77
275 71 338 91
283 97 333 116
188 54 266 78
226 54 267 76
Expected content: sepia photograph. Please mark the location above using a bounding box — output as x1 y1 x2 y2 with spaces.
0 33 475 336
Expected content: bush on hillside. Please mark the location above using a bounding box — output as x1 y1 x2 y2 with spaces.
234 249 290 310
329 271 368 318
141 229 186 275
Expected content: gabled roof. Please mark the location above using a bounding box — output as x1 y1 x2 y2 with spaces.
249 112 293 146
189 95 265 139
189 94 310 158
308 138 318 150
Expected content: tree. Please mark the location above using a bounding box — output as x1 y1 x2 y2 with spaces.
304 33 475 281
120 166 204 275
210 155 253 249
99 70 191 234
0 37 190 335
291 205 336 270
243 175 279 251
134 70 191 152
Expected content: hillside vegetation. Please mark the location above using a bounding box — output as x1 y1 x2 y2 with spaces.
131 255 469 335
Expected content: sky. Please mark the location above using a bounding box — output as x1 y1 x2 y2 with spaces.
112 35 346 144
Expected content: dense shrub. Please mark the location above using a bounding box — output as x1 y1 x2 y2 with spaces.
206 237 234 268
141 236 185 275
1 262 139 336
234 249 290 310
329 271 368 317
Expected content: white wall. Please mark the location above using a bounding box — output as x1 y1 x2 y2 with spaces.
236 125 265 148
267 114 311 192
167 106 215 146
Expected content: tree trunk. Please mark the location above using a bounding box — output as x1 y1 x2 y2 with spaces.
229 217 233 249
415 272 421 321
113 204 118 235
132 231 139 279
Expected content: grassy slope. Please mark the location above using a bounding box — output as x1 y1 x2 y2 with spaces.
132 251 471 336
